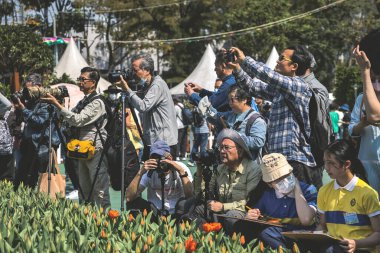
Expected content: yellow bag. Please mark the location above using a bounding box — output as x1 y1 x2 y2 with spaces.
67 139 96 160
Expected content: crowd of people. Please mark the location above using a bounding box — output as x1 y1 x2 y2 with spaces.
0 29 380 252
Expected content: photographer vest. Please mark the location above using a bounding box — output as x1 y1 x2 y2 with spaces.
70 93 108 148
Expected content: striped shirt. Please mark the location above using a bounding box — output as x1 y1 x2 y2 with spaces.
234 56 315 167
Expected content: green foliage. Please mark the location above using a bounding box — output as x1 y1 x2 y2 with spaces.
0 180 295 252
46 73 76 86
333 64 362 108
0 25 54 77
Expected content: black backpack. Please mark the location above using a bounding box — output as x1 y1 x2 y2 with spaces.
192 107 204 127
178 104 193 126
285 87 332 167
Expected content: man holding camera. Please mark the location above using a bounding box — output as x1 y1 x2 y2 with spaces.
117 53 178 160
13 73 61 190
43 67 110 207
192 128 262 234
125 140 193 215
229 46 323 188
184 50 236 112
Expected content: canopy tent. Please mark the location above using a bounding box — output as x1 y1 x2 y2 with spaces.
265 46 279 70
50 83 84 110
54 37 111 93
170 44 217 95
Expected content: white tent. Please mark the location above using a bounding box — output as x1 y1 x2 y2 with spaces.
54 37 111 93
265 46 279 70
170 44 217 95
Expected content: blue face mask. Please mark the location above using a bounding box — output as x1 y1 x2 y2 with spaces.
139 78 147 87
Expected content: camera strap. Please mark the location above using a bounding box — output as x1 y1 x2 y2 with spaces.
232 108 255 130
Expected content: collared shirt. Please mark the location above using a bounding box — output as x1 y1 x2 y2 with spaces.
126 75 178 146
317 176 380 252
194 158 262 212
60 95 107 148
189 74 236 112
208 108 266 161
234 57 315 167
254 181 317 230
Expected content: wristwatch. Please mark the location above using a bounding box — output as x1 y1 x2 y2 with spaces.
179 171 188 178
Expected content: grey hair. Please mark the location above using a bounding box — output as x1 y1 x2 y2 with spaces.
131 53 155 75
26 73 42 86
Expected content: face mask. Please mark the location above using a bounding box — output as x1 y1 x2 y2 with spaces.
274 174 296 195
109 93 118 101
139 78 147 87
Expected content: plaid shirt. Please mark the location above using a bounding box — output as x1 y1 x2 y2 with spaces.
235 56 316 167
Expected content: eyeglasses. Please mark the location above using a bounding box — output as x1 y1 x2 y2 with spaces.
77 77 94 82
228 96 240 102
218 145 236 152
278 55 293 62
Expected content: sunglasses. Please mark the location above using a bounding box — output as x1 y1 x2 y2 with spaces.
278 55 293 62
228 96 240 102
76 77 94 82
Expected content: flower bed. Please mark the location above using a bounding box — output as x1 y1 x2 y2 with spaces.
0 181 298 252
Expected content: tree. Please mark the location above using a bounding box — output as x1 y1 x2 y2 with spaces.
333 64 362 108
0 25 53 88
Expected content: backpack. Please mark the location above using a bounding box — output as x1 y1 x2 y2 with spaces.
192 107 204 127
0 112 13 155
178 104 193 126
285 87 332 167
244 112 269 156
77 94 140 191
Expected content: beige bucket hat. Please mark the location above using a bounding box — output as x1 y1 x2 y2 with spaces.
261 153 293 183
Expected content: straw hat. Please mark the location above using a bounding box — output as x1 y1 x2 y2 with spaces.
261 153 293 183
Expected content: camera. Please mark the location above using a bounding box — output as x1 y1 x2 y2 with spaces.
225 51 236 63
156 157 171 173
108 69 135 83
10 90 24 104
10 86 69 104
191 149 217 167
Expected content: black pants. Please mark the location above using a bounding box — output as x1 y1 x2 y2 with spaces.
177 127 188 158
288 160 323 189
0 154 13 182
14 139 41 190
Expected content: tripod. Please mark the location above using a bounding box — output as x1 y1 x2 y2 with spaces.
88 91 144 210
201 164 214 221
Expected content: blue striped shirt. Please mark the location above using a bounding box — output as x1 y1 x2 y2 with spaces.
235 56 315 167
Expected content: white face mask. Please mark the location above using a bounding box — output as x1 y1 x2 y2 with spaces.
274 174 296 195
109 93 118 101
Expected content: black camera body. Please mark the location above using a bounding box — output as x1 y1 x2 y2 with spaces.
225 51 236 63
108 69 135 83
10 90 25 104
191 149 217 167
156 157 171 173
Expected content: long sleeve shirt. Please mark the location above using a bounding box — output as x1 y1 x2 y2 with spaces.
208 108 266 161
126 75 178 146
189 74 236 112
22 102 60 148
234 57 315 167
194 158 262 212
